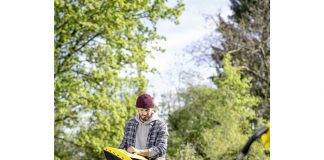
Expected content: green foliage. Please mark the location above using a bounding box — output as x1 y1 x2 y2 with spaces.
169 143 204 160
54 0 184 159
188 0 270 119
214 0 270 119
166 53 268 159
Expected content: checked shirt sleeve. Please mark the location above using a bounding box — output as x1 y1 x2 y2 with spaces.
119 121 130 149
119 121 129 149
148 122 169 158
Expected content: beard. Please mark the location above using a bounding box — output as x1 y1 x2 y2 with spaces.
140 114 152 122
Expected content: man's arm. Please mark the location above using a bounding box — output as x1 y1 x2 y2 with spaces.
148 122 169 158
119 122 128 149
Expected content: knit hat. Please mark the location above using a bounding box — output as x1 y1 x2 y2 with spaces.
136 94 154 108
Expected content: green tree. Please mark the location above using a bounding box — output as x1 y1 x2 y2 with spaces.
191 0 270 119
167 54 268 159
54 0 184 159
214 0 270 119
169 143 204 160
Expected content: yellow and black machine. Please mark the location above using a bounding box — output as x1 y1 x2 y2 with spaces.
103 147 147 160
236 123 270 160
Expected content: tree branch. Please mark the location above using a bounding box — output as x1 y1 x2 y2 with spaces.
55 136 97 153
238 66 269 83
259 46 269 70
55 32 102 78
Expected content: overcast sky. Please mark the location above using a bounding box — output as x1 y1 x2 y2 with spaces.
145 0 232 104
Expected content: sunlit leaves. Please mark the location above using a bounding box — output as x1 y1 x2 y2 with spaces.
54 0 184 159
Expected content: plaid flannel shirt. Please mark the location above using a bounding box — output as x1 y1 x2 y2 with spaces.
119 117 169 159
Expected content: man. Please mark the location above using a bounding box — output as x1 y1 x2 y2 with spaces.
119 93 168 160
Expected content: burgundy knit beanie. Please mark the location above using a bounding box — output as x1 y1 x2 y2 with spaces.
136 94 154 108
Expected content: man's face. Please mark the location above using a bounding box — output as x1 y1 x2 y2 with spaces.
137 108 153 122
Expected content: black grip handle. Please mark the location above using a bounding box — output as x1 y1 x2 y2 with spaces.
236 126 269 160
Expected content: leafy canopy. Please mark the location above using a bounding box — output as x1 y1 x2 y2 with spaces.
167 54 269 159
54 0 184 159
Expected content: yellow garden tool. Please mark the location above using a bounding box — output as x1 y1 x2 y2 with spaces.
261 123 270 149
103 146 148 160
236 123 270 160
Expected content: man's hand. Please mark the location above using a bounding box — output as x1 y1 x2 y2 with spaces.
127 146 149 157
127 146 139 154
